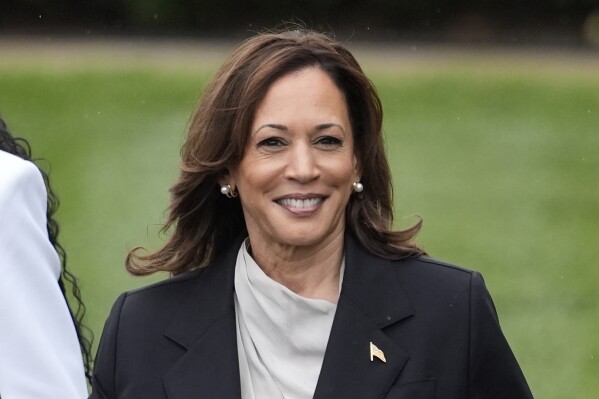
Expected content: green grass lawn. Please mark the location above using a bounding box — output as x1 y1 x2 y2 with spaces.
1 43 598 398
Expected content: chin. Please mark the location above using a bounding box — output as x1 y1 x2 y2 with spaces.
275 227 340 248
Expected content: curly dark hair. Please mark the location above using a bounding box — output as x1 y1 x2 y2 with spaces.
0 117 94 385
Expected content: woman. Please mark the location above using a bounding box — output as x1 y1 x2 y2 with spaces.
90 29 533 398
0 118 92 398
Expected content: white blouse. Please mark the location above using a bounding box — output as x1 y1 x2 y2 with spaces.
234 241 343 399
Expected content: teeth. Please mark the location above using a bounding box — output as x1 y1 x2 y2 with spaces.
278 198 323 208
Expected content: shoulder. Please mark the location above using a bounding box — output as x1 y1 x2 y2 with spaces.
120 268 207 309
0 149 39 178
0 150 45 198
346 236 481 300
389 255 482 306
0 149 29 169
102 241 241 342
100 270 207 338
119 240 241 306
406 257 490 296
0 150 48 228
0 150 56 273
114 259 233 316
396 255 475 278
131 268 206 295
0 150 47 222
346 234 475 284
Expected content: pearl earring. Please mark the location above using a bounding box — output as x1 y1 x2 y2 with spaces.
352 181 364 193
220 184 238 198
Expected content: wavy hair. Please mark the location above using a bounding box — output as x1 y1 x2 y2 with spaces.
127 28 424 276
0 118 94 385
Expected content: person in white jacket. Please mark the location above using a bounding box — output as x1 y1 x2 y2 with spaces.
0 118 89 398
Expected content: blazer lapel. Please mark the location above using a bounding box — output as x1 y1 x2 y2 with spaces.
158 235 414 399
162 239 243 399
314 236 415 399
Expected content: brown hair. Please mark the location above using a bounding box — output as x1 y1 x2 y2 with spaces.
127 29 424 276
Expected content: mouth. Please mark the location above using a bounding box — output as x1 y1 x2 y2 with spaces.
275 195 326 213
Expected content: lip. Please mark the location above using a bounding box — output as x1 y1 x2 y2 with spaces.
274 193 327 215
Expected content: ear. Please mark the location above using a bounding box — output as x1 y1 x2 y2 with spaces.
218 168 236 190
353 154 362 182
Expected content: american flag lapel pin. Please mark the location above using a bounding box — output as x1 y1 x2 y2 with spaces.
369 341 387 363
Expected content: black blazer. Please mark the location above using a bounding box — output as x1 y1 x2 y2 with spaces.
90 236 533 398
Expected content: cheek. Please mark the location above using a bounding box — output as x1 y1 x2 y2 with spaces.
339 155 359 181
235 162 278 197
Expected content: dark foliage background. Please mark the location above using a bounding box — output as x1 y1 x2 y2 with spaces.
1 0 598 44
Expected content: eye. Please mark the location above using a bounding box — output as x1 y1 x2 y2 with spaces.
258 137 287 147
315 135 343 147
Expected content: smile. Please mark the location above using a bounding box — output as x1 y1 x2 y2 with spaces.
276 197 324 209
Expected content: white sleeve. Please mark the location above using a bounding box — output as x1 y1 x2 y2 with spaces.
0 151 88 399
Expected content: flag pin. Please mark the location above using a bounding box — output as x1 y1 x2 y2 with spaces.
369 342 386 363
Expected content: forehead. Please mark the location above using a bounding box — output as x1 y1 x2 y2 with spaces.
253 67 348 119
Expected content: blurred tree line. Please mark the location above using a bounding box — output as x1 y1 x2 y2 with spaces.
1 0 598 43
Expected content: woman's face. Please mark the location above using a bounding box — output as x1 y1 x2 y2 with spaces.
229 67 359 250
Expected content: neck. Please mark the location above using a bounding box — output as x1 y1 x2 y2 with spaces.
247 231 345 304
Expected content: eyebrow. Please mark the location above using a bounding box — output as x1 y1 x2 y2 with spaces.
254 124 288 134
254 123 346 134
315 123 346 133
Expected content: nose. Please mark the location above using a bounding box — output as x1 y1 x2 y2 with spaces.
284 142 320 183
